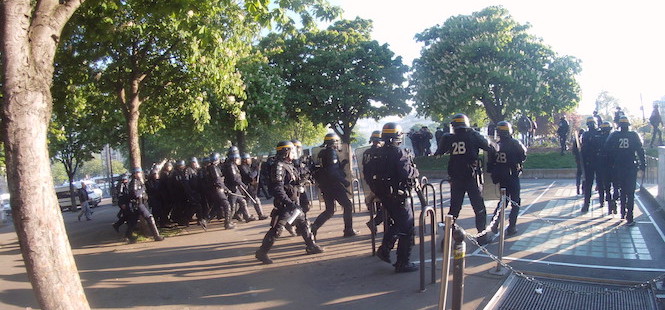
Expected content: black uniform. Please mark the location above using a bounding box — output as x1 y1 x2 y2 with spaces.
362 143 383 227
183 165 206 227
604 129 645 223
292 155 313 213
365 143 419 271
240 161 267 219
488 136 527 233
435 129 492 235
112 179 130 233
580 127 603 211
596 129 614 212
145 174 163 223
127 174 163 242
255 156 322 263
312 146 355 236
206 162 235 229
650 107 663 147
171 167 189 225
223 160 254 222
572 130 584 195
557 118 570 155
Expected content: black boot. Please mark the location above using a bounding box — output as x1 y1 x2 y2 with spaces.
394 235 417 273
256 228 277 264
224 205 236 229
148 217 164 241
299 220 324 254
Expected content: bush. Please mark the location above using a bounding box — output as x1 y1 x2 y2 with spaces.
413 151 576 170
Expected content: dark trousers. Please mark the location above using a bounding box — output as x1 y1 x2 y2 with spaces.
615 168 637 222
559 134 567 154
597 167 613 206
259 209 316 253
377 194 414 266
583 161 598 207
651 126 662 147
313 185 354 232
493 175 521 227
449 178 487 233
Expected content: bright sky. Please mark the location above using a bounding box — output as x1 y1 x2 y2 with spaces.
329 0 665 118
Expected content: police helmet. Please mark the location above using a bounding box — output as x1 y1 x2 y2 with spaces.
121 174 129 181
496 121 513 137
164 161 173 168
210 152 221 164
369 130 381 143
323 133 340 147
618 115 630 128
241 153 251 160
381 122 403 143
451 113 470 129
176 160 186 167
291 139 302 147
600 121 612 132
190 157 198 164
276 141 295 158
201 156 210 165
227 147 240 159
585 116 597 127
132 167 143 174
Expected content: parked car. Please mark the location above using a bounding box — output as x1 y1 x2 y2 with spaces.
55 181 103 211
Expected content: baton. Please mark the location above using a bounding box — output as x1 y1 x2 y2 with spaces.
239 185 258 205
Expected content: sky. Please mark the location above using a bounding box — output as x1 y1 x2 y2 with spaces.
329 0 665 120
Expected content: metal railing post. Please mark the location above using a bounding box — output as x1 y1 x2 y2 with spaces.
439 179 447 224
451 226 466 310
369 201 377 256
489 188 509 276
438 215 454 309
351 178 362 213
419 205 437 292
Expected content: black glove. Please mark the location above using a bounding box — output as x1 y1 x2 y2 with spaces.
342 179 351 188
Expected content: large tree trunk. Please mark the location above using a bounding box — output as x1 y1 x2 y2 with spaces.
235 129 246 154
1 1 89 309
120 81 143 169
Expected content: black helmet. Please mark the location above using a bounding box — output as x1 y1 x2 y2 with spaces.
227 146 240 159
291 139 302 148
323 133 340 147
164 161 173 168
176 160 186 167
381 122 403 143
190 157 198 164
210 152 221 164
451 113 470 129
369 130 381 143
496 121 512 136
201 156 210 165
241 153 251 160
276 141 295 158
133 167 143 174
586 116 597 128
600 121 612 132
618 115 630 128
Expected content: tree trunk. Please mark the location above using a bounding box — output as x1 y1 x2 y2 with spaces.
1 1 89 309
120 82 143 169
235 129 246 154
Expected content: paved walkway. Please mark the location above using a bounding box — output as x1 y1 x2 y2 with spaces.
0 179 664 309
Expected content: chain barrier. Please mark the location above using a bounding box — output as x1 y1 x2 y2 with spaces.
459 224 665 295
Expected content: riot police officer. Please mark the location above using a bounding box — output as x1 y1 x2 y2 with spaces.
434 113 492 245
171 160 188 225
364 122 419 273
580 116 603 212
255 141 324 264
184 157 207 230
488 121 527 236
127 167 164 243
363 130 384 233
312 133 358 237
223 147 256 223
112 174 130 233
207 152 236 229
604 116 645 225
239 153 268 220
597 121 616 214
291 139 313 214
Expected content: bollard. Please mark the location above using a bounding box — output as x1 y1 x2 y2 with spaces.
489 188 509 276
438 215 454 310
451 226 466 310
419 205 437 292
369 200 377 256
439 179 447 224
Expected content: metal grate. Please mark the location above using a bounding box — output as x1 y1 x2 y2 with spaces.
486 274 658 310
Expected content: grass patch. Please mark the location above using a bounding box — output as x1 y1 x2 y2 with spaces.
413 151 576 170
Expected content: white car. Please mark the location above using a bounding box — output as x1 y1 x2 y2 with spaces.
55 181 103 211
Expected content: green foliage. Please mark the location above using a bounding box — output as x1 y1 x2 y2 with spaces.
412 6 581 124
51 157 125 184
414 151 576 171
261 18 411 143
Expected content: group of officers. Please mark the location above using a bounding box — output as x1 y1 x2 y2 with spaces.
111 110 645 273
575 115 646 225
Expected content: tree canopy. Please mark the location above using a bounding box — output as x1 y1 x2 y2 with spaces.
261 18 411 143
411 6 581 124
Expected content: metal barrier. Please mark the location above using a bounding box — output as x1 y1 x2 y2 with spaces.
419 205 437 292
351 178 362 213
423 183 437 210
438 215 454 309
643 155 658 187
439 179 448 224
489 188 509 276
421 176 429 187
369 200 377 256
